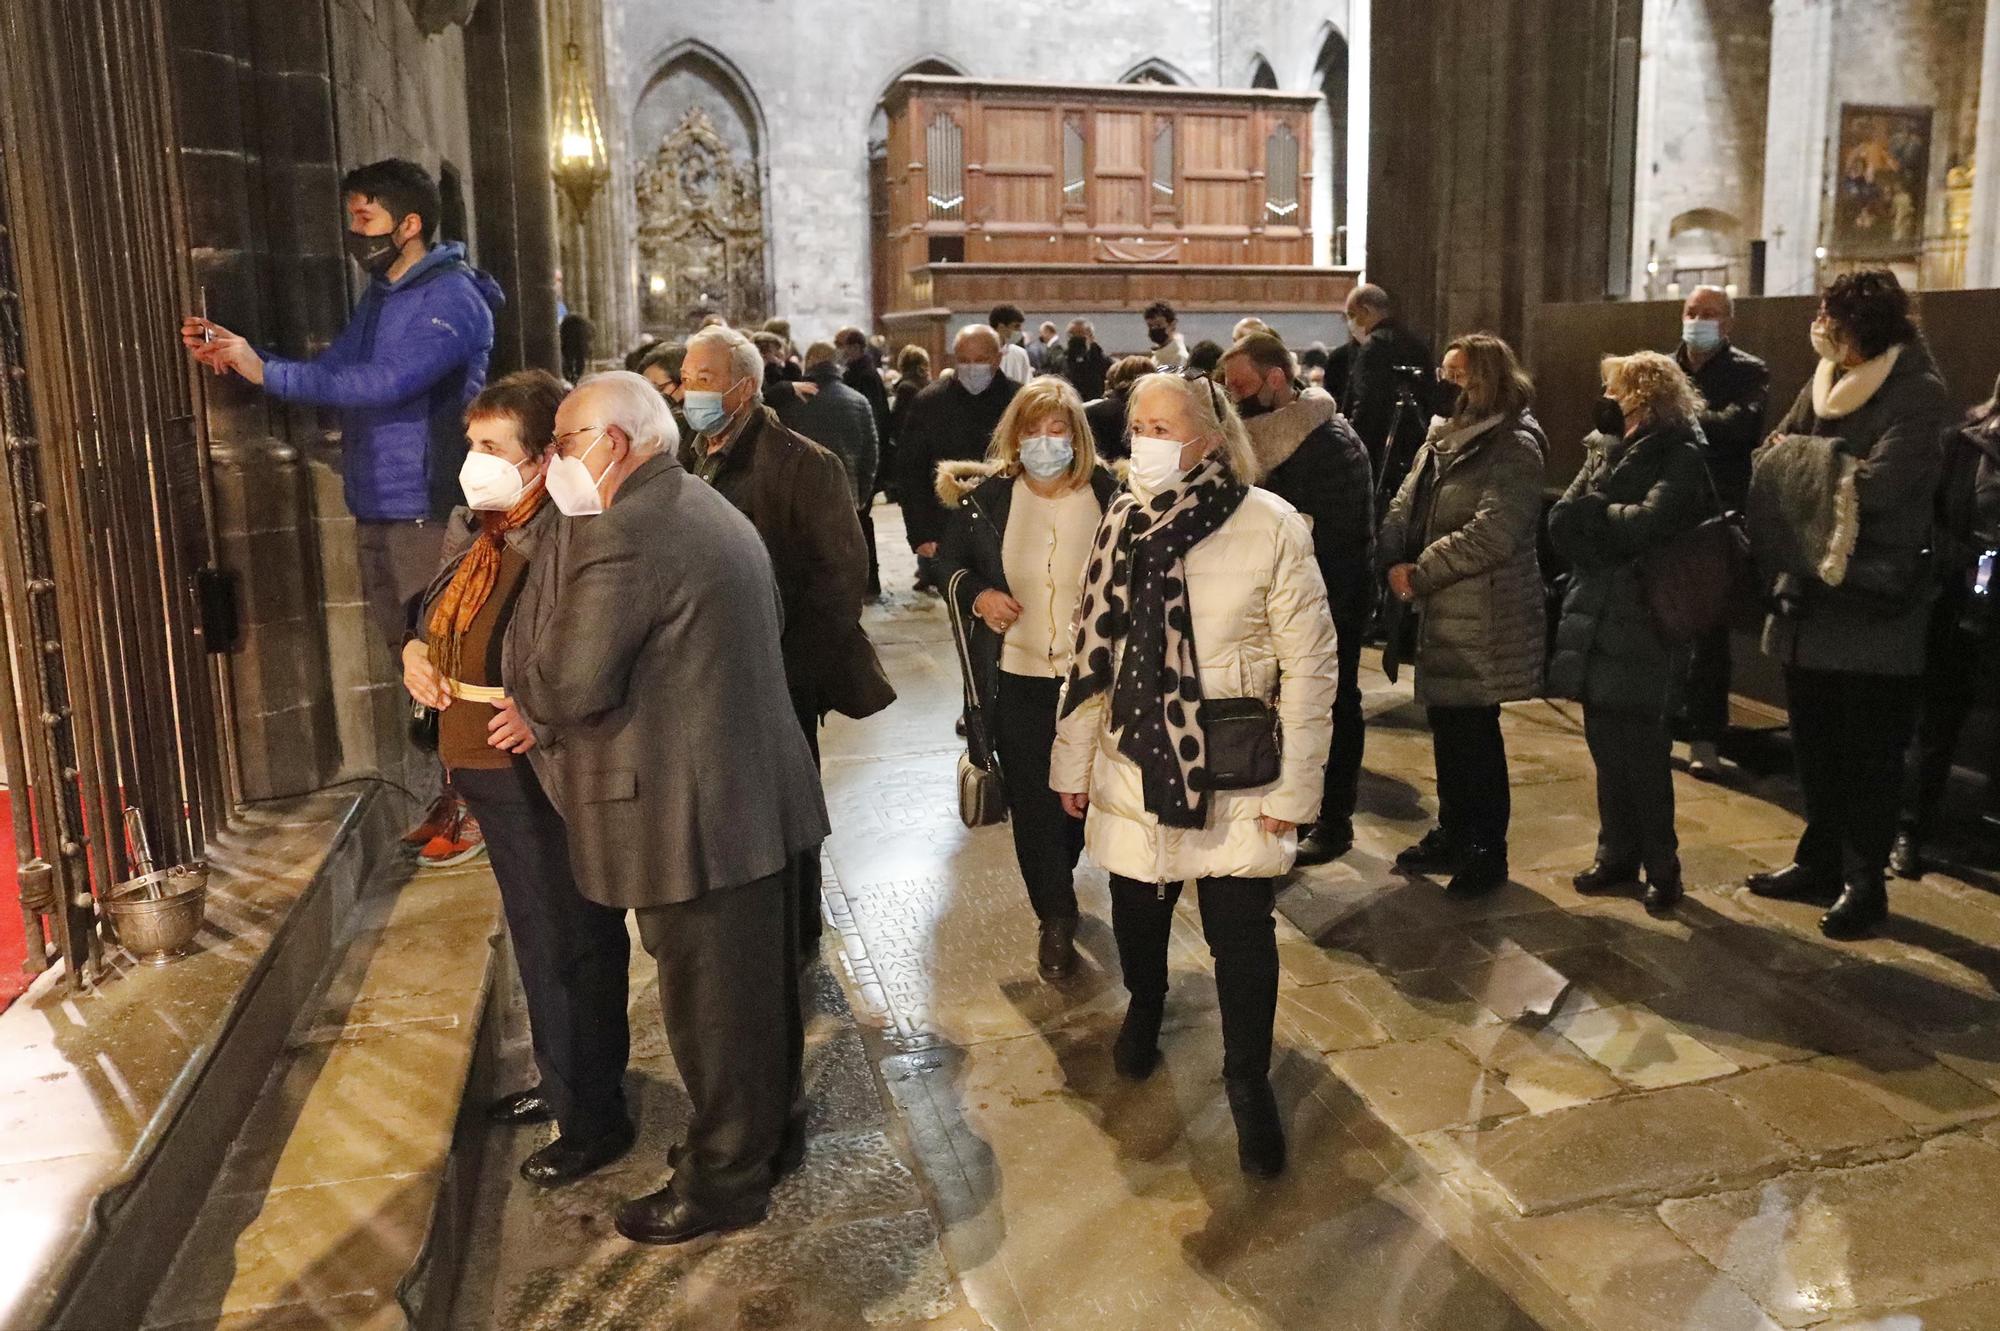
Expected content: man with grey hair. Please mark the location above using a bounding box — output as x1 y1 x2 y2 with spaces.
897 322 1017 580
1341 282 1438 478
1046 317 1109 400
1674 282 1769 779
505 370 829 1245
679 325 891 953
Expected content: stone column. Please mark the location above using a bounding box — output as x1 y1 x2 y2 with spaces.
1965 0 2000 286
1759 0 1835 296
1345 0 1370 273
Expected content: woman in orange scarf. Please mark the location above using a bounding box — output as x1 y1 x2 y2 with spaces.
402 369 636 1187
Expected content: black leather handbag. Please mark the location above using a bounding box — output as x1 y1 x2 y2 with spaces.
945 570 1008 827
1197 696 1281 790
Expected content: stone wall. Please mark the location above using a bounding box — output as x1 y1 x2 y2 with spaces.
1630 0 1771 297
614 1 1358 349
327 0 477 228
169 0 556 800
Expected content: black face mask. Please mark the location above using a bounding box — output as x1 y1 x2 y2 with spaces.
344 227 401 276
1068 336 1088 354
1147 326 1170 348
1235 394 1272 419
1593 396 1628 437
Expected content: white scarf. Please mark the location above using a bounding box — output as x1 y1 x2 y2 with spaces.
1812 343 1902 421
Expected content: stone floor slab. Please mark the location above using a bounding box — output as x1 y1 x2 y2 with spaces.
1553 1003 1741 1090
1497 1205 1783 1331
1450 1085 1794 1214
1713 1063 1917 1156
1329 1038 1527 1134
1659 1133 2000 1326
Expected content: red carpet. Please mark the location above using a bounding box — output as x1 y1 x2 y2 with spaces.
0 791 28 1013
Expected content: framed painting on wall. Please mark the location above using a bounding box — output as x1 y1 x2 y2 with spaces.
1832 104 1932 257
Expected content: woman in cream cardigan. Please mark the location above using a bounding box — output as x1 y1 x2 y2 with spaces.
1051 372 1337 1178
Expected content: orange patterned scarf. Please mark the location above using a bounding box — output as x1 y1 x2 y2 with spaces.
426 482 547 686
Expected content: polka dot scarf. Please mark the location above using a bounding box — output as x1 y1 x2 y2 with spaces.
1061 457 1247 829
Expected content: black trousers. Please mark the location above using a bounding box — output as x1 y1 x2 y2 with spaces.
859 504 881 597
791 690 825 955
1428 704 1510 849
1321 615 1366 829
1583 704 1678 878
454 763 632 1141
1682 621 1733 743
1109 874 1278 1080
1786 666 1920 879
1901 603 1998 841
634 869 797 1212
992 672 1084 921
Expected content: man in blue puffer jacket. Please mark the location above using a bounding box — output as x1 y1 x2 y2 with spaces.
183 158 504 862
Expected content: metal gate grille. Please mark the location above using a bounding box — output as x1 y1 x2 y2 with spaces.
0 0 233 984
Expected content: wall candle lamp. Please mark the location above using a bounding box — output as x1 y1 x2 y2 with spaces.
551 39 611 216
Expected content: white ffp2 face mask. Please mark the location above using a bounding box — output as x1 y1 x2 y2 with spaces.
459 451 532 511
546 430 610 516
1127 436 1189 496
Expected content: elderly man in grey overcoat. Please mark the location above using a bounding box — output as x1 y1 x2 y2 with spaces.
506 371 829 1246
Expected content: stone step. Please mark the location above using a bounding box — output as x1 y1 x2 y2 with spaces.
139 858 505 1331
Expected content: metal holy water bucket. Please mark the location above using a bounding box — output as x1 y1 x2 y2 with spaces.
103 808 208 966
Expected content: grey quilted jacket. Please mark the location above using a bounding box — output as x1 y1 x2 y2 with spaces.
1380 412 1549 707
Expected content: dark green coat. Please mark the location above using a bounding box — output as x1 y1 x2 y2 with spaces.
1547 421 1719 713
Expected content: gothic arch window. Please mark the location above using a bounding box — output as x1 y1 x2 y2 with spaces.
1312 29 1349 261
1248 56 1278 90
634 46 769 327
1120 57 1192 87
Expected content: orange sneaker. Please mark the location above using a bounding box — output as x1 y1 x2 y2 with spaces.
419 809 486 868
403 792 462 848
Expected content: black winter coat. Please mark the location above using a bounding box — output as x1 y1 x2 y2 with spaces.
1343 318 1439 468
844 357 893 450
1085 394 1129 462
1048 339 1111 400
1547 420 1718 712
896 374 1019 548
934 462 1119 716
1258 413 1376 626
1677 340 1770 509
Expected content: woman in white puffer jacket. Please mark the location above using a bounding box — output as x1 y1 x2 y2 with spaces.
1051 372 1337 1178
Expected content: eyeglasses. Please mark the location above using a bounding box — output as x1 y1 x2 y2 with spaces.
552 426 609 458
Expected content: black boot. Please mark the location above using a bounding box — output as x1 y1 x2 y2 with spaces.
1643 863 1684 917
1038 915 1080 981
1746 862 1837 903
1445 844 1508 897
1888 829 1925 881
1572 861 1640 895
1112 998 1163 1080
1294 819 1354 867
1821 872 1889 940
1225 1076 1286 1178
1395 826 1462 872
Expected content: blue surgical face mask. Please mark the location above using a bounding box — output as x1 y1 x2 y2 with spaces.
958 363 996 395
683 382 741 435
1018 433 1074 480
1683 318 1723 354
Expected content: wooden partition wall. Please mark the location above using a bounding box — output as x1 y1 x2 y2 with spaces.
877 76 1328 338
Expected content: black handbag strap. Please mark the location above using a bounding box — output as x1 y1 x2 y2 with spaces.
944 569 999 772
